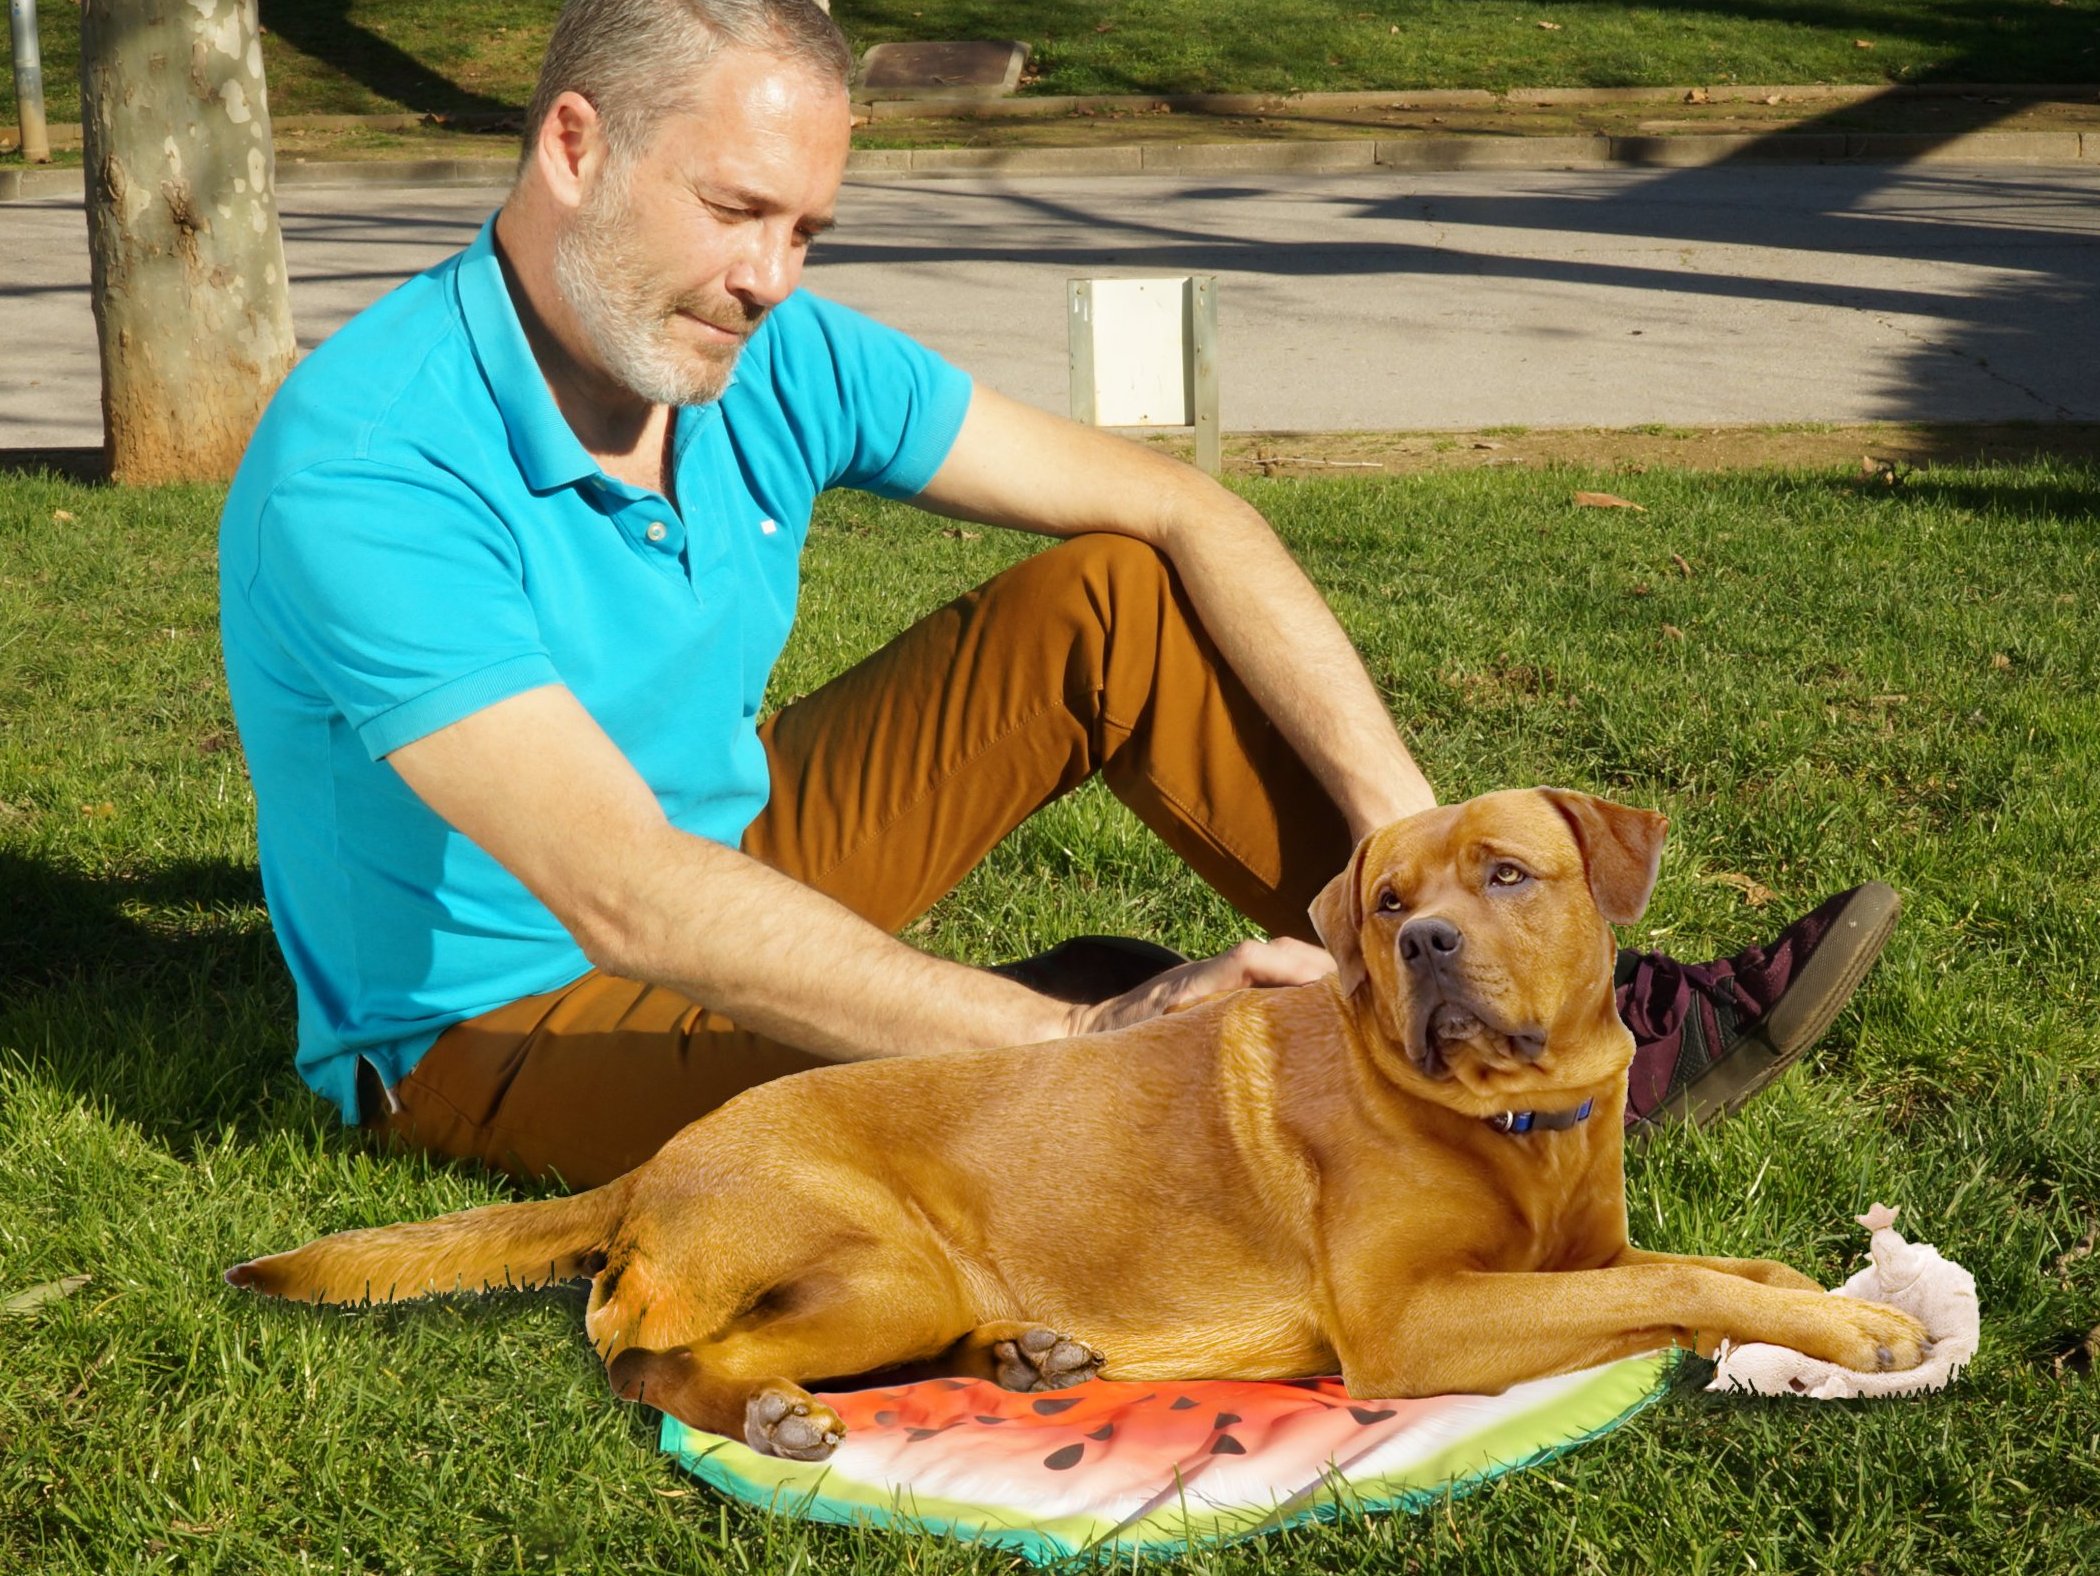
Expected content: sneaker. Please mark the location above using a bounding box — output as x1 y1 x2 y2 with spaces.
1619 883 1902 1130
988 935 1190 1006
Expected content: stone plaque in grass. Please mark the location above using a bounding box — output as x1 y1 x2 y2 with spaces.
856 41 1030 100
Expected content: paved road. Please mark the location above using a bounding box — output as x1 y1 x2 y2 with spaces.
5 161 2098 450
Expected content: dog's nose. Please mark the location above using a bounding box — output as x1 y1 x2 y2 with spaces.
1398 916 1463 965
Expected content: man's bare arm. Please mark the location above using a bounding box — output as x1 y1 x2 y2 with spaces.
915 384 1436 839
385 685 1332 1061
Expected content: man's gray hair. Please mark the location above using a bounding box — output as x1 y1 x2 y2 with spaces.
524 0 852 168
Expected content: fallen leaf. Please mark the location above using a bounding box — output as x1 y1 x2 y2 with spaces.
1684 88 1710 104
1093 19 1115 31
78 801 115 819
1537 19 1562 28
1573 490 1645 511
1991 652 2012 670
198 731 228 755
2 1275 90 1316
941 527 983 541
2054 1223 2096 1282
1670 552 1694 577
1854 38 1875 49
1471 440 1501 450
1763 94 1783 105
1706 871 1775 907
52 508 75 522
1389 23 1399 31
1628 582 1652 597
1661 623 1685 640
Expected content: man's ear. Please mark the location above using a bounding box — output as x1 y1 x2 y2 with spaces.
1308 836 1373 996
535 89 611 210
1539 789 1668 925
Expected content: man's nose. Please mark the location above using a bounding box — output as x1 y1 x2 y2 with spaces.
1398 915 1463 966
727 226 802 310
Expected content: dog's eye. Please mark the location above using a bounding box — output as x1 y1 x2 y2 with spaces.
1375 889 1404 914
1489 863 1529 888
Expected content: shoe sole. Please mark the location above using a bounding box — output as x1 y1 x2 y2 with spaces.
1652 882 1902 1128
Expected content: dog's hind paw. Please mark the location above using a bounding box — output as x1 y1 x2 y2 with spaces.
994 1326 1105 1392
745 1384 844 1460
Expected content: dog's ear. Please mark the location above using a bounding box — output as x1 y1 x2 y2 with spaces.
1539 789 1668 925
1308 836 1373 996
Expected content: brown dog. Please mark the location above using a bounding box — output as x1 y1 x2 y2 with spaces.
228 788 1927 1459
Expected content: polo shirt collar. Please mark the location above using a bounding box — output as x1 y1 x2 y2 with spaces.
456 213 601 495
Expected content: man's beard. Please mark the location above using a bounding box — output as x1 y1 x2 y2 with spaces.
551 164 761 409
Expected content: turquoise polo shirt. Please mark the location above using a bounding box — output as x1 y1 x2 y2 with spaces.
219 214 973 1122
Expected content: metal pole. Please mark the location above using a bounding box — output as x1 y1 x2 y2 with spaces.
8 0 50 164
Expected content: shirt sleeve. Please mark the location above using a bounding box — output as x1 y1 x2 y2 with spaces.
759 291 976 499
238 459 563 760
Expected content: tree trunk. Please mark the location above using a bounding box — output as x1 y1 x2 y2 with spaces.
78 0 296 484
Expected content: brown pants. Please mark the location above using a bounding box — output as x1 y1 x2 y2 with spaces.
366 534 1354 1187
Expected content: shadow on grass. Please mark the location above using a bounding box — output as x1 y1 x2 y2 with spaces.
0 448 106 482
0 850 313 1153
260 0 519 119
1818 459 2100 521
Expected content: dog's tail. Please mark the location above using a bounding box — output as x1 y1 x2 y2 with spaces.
224 1180 628 1306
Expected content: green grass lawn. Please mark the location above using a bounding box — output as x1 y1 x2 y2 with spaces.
3 461 2097 1571
7 0 2100 128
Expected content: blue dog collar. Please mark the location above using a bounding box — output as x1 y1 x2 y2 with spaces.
1486 1098 1595 1135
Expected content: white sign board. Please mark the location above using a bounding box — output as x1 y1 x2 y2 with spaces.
1068 275 1220 473
1079 277 1190 425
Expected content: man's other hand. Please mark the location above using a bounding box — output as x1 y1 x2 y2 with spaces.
1070 937 1338 1036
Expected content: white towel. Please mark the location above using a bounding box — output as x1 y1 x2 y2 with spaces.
1706 1204 1979 1400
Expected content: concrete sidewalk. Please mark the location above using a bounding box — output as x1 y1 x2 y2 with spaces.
4 155 2098 450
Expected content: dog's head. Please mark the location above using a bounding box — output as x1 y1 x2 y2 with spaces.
1309 788 1666 1113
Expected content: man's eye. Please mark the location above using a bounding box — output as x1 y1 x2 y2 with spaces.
1489 863 1528 887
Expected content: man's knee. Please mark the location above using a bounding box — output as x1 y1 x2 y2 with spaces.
1029 531 1175 604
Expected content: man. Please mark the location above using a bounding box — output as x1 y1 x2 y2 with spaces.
218 0 1898 1190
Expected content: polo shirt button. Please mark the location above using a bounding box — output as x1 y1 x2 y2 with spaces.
646 521 668 543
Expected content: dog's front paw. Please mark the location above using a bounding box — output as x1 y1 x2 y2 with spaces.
745 1383 844 1460
1813 1298 1931 1372
993 1326 1105 1392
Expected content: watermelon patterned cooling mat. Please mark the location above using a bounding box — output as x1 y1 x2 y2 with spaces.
660 1349 1678 1562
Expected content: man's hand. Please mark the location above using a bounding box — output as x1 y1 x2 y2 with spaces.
1066 937 1338 1037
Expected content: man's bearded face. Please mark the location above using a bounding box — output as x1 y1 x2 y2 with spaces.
551 157 762 409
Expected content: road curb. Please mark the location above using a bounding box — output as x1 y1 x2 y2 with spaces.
858 80 2099 122
6 126 2098 201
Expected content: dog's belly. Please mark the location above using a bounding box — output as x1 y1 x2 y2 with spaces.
1084 1319 1338 1383
954 1251 1336 1382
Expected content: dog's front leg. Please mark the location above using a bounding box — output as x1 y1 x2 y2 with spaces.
1335 1263 1927 1398
1608 1244 1823 1292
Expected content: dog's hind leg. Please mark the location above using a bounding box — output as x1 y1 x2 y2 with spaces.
605 1268 982 1459
612 1344 845 1460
